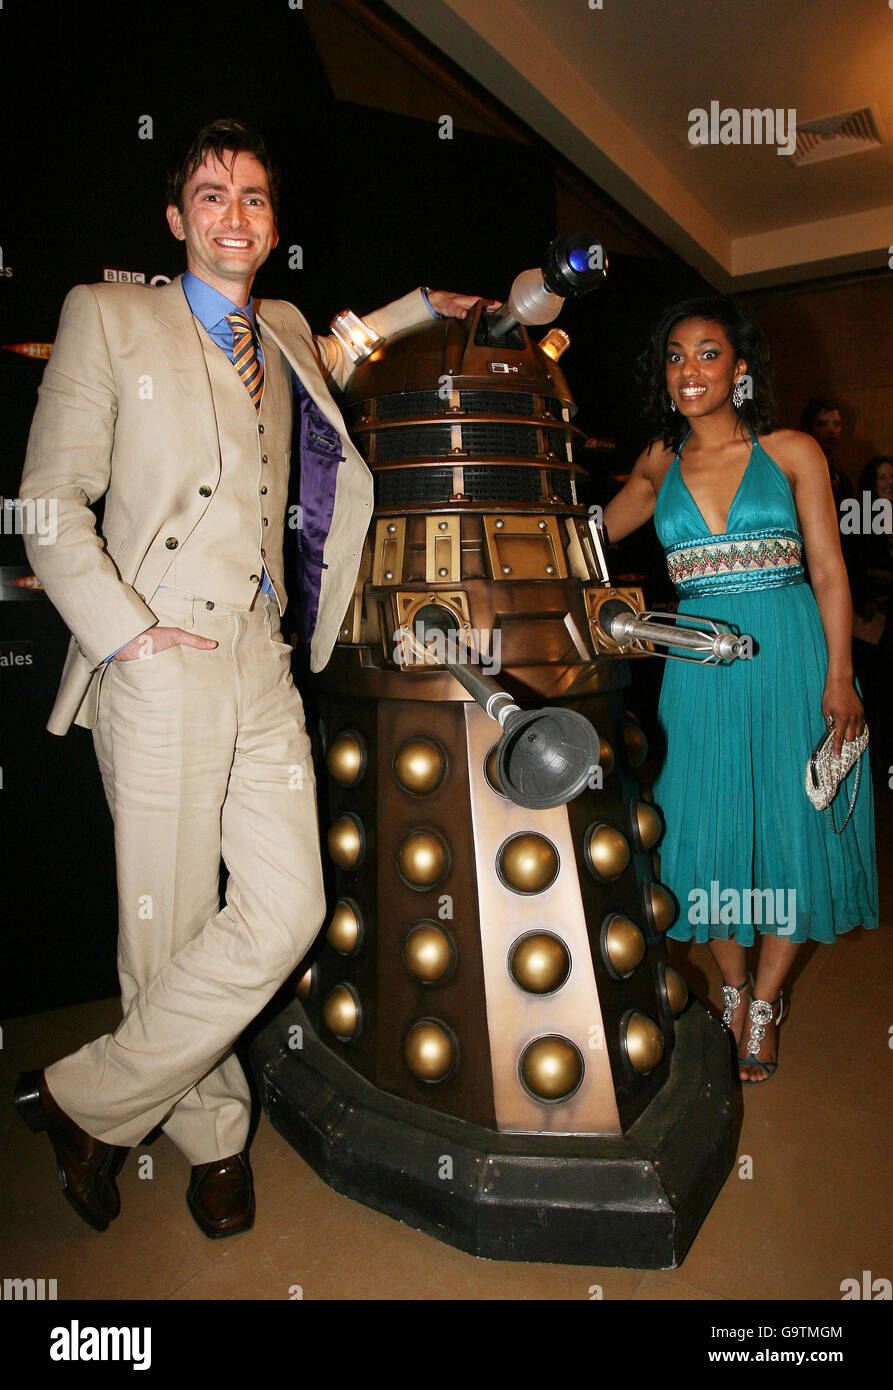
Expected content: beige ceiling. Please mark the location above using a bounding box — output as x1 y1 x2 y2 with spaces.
387 0 893 289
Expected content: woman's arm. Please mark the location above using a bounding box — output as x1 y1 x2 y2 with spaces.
773 430 865 753
601 444 668 544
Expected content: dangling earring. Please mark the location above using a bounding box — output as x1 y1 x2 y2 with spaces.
668 397 677 413
732 379 745 409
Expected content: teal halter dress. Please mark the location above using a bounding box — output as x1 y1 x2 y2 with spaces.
653 431 879 945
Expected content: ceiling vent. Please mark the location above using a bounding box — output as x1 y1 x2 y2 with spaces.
791 106 883 166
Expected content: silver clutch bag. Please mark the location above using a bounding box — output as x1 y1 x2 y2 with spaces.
805 717 869 834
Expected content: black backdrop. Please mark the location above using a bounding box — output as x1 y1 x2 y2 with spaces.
0 0 706 1016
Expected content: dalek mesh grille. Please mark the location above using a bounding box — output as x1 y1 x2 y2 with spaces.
374 467 456 505
373 427 453 461
549 470 576 503
373 425 571 463
371 391 450 419
373 465 577 506
458 466 543 502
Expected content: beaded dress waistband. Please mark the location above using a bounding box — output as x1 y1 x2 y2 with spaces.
665 528 805 598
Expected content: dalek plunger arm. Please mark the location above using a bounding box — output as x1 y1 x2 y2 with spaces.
414 609 601 812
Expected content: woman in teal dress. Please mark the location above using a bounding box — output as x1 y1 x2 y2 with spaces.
603 295 878 1083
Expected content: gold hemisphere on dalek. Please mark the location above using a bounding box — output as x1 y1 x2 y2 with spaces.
403 921 456 983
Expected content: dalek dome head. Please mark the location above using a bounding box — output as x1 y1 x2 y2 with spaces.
342 303 576 415
342 305 586 515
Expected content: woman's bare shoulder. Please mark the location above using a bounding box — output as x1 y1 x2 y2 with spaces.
635 439 677 488
758 428 827 478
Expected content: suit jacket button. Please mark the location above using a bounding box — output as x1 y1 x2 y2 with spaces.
260 485 268 495
199 486 212 497
250 574 260 583
165 537 178 549
258 423 265 433
262 455 269 464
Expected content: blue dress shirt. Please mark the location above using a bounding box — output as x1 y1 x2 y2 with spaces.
180 271 274 596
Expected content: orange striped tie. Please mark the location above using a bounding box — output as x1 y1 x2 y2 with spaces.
227 310 264 410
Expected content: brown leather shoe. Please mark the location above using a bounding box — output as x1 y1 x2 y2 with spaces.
186 1151 255 1238
13 1069 127 1232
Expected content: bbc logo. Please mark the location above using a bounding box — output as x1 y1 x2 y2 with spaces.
102 269 171 286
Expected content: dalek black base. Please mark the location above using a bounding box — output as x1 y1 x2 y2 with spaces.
249 997 736 1269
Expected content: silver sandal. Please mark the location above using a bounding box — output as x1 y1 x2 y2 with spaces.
739 991 786 1084
721 972 753 1029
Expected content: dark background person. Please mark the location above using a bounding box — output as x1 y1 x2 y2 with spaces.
801 396 850 512
848 455 893 782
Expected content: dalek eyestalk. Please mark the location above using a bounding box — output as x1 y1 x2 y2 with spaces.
485 230 607 337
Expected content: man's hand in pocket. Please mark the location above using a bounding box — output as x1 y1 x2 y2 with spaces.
114 626 218 660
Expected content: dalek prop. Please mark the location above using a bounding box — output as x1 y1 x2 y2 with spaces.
250 237 750 1267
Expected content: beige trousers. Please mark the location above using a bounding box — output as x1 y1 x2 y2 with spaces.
45 587 325 1164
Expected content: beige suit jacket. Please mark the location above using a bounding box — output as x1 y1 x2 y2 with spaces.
20 274 430 734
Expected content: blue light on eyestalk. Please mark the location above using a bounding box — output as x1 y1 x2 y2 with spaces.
568 245 591 274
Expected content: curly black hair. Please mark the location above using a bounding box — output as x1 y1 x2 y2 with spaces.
637 295 777 452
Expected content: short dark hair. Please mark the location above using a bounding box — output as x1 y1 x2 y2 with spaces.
167 118 280 217
800 396 841 432
637 294 776 451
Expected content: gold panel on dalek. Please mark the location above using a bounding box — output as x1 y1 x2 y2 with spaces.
249 236 752 1268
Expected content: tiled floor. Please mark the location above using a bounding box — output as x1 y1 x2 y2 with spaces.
1 791 889 1301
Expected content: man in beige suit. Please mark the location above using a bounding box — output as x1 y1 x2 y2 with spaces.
14 118 480 1237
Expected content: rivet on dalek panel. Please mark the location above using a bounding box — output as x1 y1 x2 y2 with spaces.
251 233 753 1267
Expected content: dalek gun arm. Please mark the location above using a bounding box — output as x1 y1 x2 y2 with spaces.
595 596 751 664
